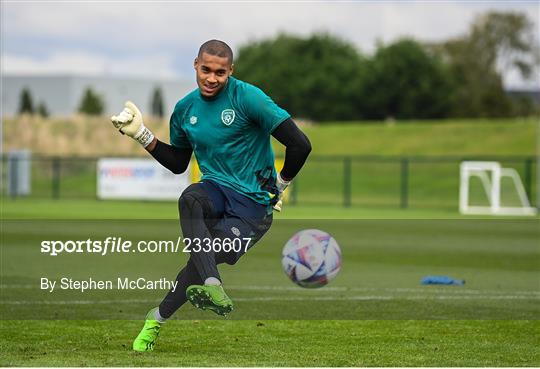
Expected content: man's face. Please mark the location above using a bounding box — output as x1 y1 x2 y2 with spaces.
194 52 233 97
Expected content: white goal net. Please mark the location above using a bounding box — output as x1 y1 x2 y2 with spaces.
459 161 537 216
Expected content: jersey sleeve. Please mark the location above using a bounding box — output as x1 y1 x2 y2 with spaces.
239 83 291 134
169 102 192 149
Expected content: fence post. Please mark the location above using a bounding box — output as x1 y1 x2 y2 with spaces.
9 155 18 199
524 158 532 202
343 156 352 207
400 157 409 209
52 157 61 199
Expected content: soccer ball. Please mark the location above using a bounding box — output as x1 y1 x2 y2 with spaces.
281 229 342 288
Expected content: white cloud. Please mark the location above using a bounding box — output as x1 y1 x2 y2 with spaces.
2 1 538 87
2 51 178 79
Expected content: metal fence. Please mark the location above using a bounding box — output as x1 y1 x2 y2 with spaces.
2 154 537 210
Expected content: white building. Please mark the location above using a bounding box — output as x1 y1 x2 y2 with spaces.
2 75 195 118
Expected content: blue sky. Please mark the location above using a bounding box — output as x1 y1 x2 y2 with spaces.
2 1 538 88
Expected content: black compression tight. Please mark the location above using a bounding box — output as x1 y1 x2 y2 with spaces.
158 184 234 319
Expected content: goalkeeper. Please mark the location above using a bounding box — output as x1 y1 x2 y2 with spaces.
111 40 311 352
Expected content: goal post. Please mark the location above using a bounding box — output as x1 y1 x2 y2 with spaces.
459 161 537 216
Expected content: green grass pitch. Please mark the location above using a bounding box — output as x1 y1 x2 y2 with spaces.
1 198 539 366
6 119 537 209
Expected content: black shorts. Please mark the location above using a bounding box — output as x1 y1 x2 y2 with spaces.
193 179 273 264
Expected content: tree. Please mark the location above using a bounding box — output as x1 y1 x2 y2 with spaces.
37 101 49 118
469 11 538 81
78 87 105 115
510 94 537 117
361 39 455 120
151 87 165 118
432 11 538 117
235 33 368 121
18 88 34 115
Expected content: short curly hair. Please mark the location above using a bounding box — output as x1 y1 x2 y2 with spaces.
198 40 233 64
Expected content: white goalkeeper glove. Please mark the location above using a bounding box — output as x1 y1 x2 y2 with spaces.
110 101 155 148
273 173 291 212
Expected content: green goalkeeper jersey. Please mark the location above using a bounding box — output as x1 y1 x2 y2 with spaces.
170 76 290 205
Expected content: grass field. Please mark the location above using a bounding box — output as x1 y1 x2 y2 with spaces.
2 116 538 366
4 117 537 157
293 118 537 156
3 119 537 209
2 320 537 366
13 156 536 209
1 199 539 366
0 198 471 219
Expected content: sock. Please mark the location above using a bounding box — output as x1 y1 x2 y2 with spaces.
153 307 167 323
204 277 221 286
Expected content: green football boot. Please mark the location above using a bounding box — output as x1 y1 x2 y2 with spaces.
132 307 162 352
186 284 234 316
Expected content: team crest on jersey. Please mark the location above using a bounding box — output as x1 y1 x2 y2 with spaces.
190 116 198 125
221 109 235 126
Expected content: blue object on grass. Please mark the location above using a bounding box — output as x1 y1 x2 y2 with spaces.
421 275 465 285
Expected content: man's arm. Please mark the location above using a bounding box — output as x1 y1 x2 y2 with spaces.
111 101 192 174
272 118 312 181
146 139 192 175
270 118 311 211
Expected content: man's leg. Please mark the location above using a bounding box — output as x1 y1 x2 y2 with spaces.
212 213 274 266
133 257 205 352
176 183 235 315
158 258 203 318
133 183 223 352
132 251 236 352
153 245 237 324
186 213 273 315
178 183 221 283
133 212 272 351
